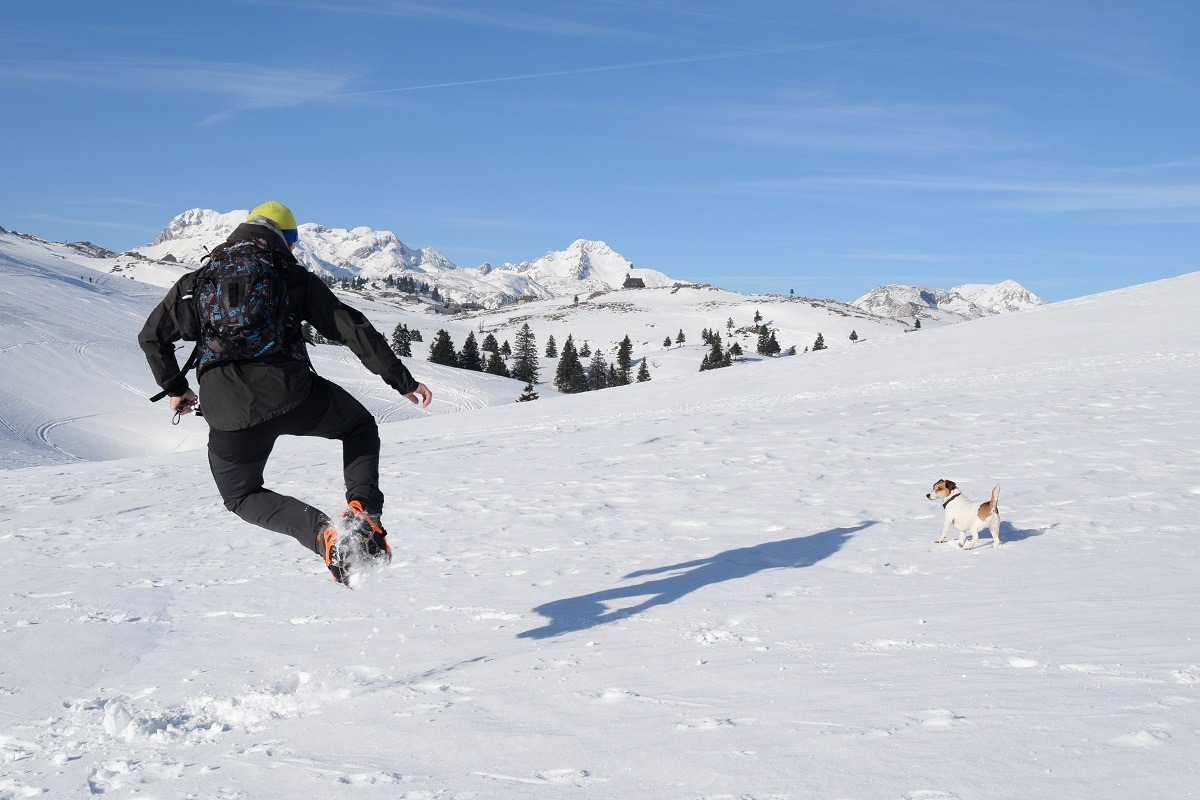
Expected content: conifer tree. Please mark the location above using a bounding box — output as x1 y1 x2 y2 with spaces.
753 309 763 330
512 323 539 384
663 336 673 348
517 381 539 402
675 329 686 346
615 335 633 385
588 349 610 391
812 332 827 351
545 334 558 358
849 330 858 342
485 349 510 377
555 335 588 393
914 318 922 329
767 330 781 355
580 341 591 357
701 330 724 370
726 317 734 333
636 359 651 382
500 340 512 358
408 328 423 343
729 341 743 357
428 329 458 366
458 331 483 371
756 327 772 355
390 322 411 357
482 332 499 352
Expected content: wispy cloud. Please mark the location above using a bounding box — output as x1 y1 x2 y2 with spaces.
693 172 1200 213
19 213 156 232
703 95 1033 155
385 211 542 230
237 0 636 40
0 57 360 125
334 28 954 97
826 175 1200 212
44 197 164 208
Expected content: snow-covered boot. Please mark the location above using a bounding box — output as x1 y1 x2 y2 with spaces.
342 500 392 563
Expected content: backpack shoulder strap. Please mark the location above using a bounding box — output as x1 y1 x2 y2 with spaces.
148 344 201 403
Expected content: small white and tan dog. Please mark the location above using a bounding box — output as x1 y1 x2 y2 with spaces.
926 479 1001 550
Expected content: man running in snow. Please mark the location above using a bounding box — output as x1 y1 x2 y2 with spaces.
139 201 432 584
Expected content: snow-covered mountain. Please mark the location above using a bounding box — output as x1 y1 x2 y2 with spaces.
851 280 1045 322
953 279 1047 315
131 209 670 309
496 238 673 296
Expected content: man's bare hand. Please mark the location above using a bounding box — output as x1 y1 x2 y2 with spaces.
405 383 433 409
170 390 199 415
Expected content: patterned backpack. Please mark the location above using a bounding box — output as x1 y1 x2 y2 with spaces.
190 237 306 369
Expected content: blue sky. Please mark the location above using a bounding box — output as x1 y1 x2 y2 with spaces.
2 1 1197 302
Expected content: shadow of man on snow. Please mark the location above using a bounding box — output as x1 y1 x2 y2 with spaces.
517 522 873 640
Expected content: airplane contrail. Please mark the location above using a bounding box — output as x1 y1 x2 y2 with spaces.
332 30 947 97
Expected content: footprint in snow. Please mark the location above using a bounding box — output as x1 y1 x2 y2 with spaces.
917 709 967 731
1108 729 1170 748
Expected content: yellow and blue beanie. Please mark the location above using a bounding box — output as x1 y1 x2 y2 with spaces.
247 200 298 246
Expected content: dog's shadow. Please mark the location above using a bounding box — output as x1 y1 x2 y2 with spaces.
999 520 1047 543
517 522 873 640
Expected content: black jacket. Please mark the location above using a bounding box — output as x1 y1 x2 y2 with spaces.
139 222 418 431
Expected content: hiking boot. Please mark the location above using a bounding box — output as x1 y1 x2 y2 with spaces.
319 524 350 585
342 500 392 564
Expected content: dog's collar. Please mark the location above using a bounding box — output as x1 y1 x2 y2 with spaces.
942 492 961 508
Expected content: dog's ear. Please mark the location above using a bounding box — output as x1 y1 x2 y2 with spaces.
944 479 957 490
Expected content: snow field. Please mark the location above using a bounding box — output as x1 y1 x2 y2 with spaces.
2 273 1198 797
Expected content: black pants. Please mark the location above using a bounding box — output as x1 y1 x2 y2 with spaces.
207 378 382 554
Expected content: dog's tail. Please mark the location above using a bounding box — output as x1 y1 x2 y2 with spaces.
977 484 1001 521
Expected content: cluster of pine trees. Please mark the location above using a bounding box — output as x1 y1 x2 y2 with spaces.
389 323 423 356
419 323 542 397
691 309 829 369
343 274 443 301
553 334 649 392
699 328 742 371
395 321 652 398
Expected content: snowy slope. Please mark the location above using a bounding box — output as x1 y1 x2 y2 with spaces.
0 230 528 469
454 283 908 383
1 268 1197 798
